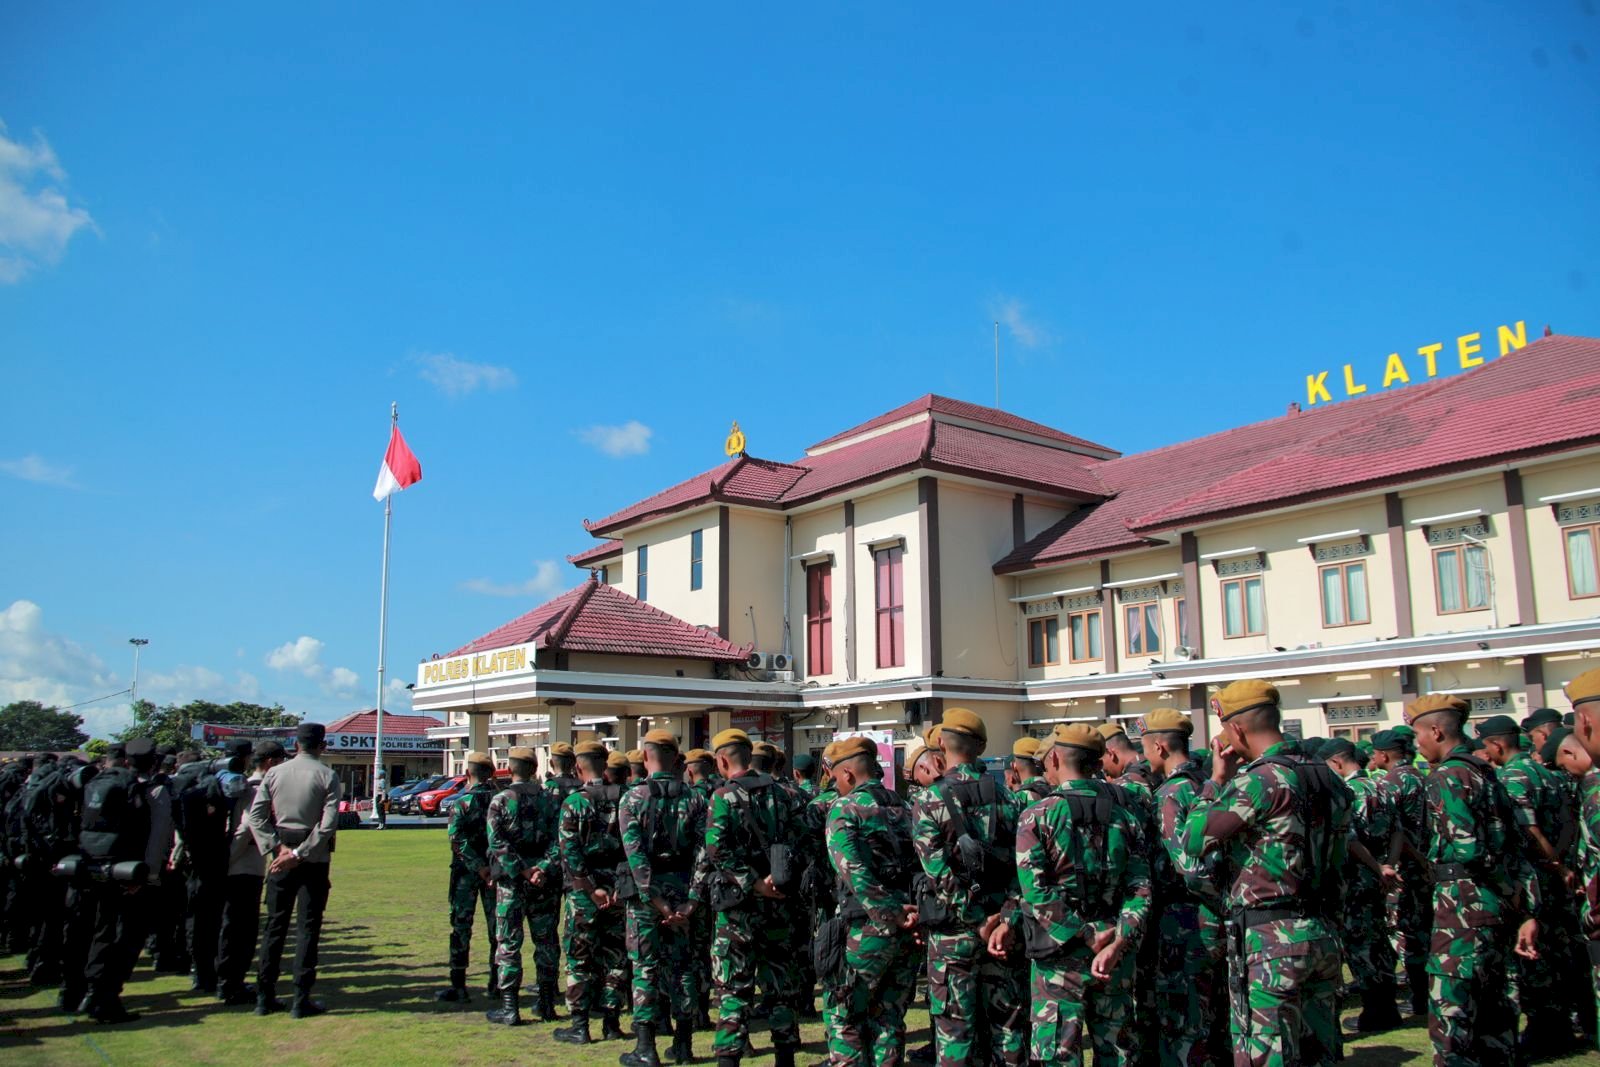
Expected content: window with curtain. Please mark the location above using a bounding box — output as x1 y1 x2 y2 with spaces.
874 547 905 668
1028 617 1061 667
1067 608 1102 662
690 528 704 591
806 564 832 675
1319 561 1369 627
1174 597 1189 648
1566 525 1599 599
1222 576 1265 637
1434 544 1489 613
1124 602 1161 656
636 544 649 601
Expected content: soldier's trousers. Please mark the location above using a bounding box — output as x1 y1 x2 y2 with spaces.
1342 884 1396 994
821 918 918 1067
1029 944 1139 1067
1155 902 1227 1067
186 864 226 986
1227 928 1341 1067
492 881 558 996
625 898 696 1027
214 873 264 992
1509 878 1565 1024
713 900 799 1054
446 865 497 978
17 866 65 977
1387 871 1431 1000
1426 920 1516 1065
562 890 627 1015
924 927 1027 1067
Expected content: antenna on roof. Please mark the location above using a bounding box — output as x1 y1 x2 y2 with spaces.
993 320 1001 409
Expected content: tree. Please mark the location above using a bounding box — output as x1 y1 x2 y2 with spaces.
117 699 300 752
0 700 90 751
84 738 111 760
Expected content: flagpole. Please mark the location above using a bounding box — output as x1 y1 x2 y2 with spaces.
373 401 396 823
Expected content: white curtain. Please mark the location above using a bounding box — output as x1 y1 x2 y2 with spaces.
1346 563 1369 623
1322 568 1344 626
1569 529 1598 597
1437 550 1462 612
1245 578 1265 633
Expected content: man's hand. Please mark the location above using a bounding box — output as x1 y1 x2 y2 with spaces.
589 887 613 910
1091 934 1127 980
978 912 1002 943
898 905 919 932
754 875 785 900
1085 924 1115 952
675 902 698 924
270 846 302 875
529 868 547 888
1379 864 1401 892
1514 918 1540 961
1211 743 1241 785
652 898 677 924
479 865 493 885
985 919 1012 957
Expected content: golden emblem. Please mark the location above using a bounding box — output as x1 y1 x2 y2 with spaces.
724 421 746 457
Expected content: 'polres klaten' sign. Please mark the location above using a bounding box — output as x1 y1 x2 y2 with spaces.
1304 321 1528 408
326 732 441 753
417 642 536 688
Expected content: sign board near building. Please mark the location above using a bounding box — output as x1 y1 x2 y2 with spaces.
326 731 442 753
416 642 537 688
191 723 299 752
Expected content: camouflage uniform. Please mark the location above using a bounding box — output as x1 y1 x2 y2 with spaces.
822 777 919 1067
1379 758 1431 1009
689 770 725 1027
1184 741 1351 1067
619 771 707 1030
1578 770 1600 1050
444 780 502 993
1340 768 1398 1000
1014 778 1151 1067
1108 761 1160 1054
1495 747 1569 1028
558 780 629 1023
1153 758 1227 1066
911 762 1027 1067
486 780 563 1008
1421 743 1540 1064
807 778 846 1052
546 772 582 810
701 769 805 1059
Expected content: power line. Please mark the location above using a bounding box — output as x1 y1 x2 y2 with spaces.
58 687 132 711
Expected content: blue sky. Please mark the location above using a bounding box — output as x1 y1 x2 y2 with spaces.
2 4 1596 738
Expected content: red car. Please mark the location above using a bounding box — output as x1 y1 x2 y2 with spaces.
417 770 511 815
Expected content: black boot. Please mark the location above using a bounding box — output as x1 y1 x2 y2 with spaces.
486 989 522 1026
660 1013 674 1038
695 991 713 1031
255 987 285 1016
290 993 327 1019
436 969 471 1003
602 1011 626 1041
1349 989 1402 1034
1407 965 1429 1017
487 974 501 1000
539 985 560 1022
84 994 140 1024
715 1056 739 1067
554 1011 593 1044
620 1022 661 1067
773 1045 797 1067
668 1015 695 1064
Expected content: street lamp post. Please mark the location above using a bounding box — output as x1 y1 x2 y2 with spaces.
129 638 149 707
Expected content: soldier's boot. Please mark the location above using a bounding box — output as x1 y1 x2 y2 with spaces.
57 984 85 1014
538 983 560 1022
83 993 140 1025
620 1022 662 1067
602 1011 626 1040
695 991 713 1030
255 986 285 1016
1351 984 1403 1033
486 989 523 1027
554 1011 593 1045
435 968 471 1003
714 1056 738 1067
290 993 327 1019
772 1044 796 1067
486 972 501 1001
1519 1010 1574 1059
667 1015 695 1064
660 1013 674 1037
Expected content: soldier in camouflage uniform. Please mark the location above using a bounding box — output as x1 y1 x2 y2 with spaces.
1183 680 1351 1067
1140 708 1227 1067
818 736 920 1067
484 746 563 1026
552 740 628 1045
1523 706 1563 766
792 752 819 799
684 747 722 1030
1320 738 1403 1033
754 741 815 1024
702 729 805 1067
1477 713 1582 1054
1406 694 1542 1065
436 751 501 1004
1567 670 1600 1052
620 729 708 1067
1368 727 1431 1016
545 741 583 809
911 708 1026 1067
1098 721 1160 1052
1008 737 1053 805
987 722 1150 1066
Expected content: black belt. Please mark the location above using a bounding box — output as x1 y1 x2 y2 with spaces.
1235 903 1308 928
1432 862 1474 881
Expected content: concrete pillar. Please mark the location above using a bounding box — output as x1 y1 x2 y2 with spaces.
468 709 491 755
547 702 574 745
617 714 641 752
708 708 733 738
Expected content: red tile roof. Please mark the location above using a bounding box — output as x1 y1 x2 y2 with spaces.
447 577 752 661
806 393 1118 456
997 334 1600 572
585 399 1108 536
567 539 623 568
324 709 444 736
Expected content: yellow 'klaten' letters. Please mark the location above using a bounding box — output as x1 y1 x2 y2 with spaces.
1306 372 1332 406
1458 332 1484 368
1382 353 1409 389
1342 364 1367 397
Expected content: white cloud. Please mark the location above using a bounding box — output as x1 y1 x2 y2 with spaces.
989 295 1052 349
384 677 413 710
412 352 518 396
0 454 78 488
461 559 566 599
0 121 95 283
0 600 122 738
576 420 652 458
328 666 360 693
267 635 326 677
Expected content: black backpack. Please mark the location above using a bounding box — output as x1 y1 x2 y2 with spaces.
173 760 229 861
939 774 1017 896
79 767 150 864
6 765 76 861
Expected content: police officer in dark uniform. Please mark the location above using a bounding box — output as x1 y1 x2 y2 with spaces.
76 737 156 1023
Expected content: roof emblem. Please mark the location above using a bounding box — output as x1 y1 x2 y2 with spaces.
724 420 747 457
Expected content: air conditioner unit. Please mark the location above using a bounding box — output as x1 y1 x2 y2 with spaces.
747 652 792 672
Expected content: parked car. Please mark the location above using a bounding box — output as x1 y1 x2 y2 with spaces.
390 774 447 809
418 770 512 817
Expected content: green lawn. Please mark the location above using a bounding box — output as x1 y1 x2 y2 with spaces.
2 829 1596 1065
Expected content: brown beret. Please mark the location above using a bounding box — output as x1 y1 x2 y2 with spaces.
1212 680 1281 721
464 750 493 769
902 741 935 775
752 741 779 758
1404 693 1470 726
607 750 630 769
939 707 987 746
1012 736 1044 761
626 749 645 764
684 748 714 765
549 742 574 757
1094 722 1125 741
828 736 876 764
1049 722 1105 755
922 723 943 748
574 740 608 757
507 746 536 761
1140 708 1193 737
1566 668 1600 711
711 728 753 752
641 728 679 750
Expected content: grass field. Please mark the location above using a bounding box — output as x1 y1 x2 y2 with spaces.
2 828 1597 1065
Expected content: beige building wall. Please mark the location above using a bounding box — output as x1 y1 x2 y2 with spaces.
727 509 787 654
563 653 718 677
1520 452 1600 624
852 482 925 681
618 509 721 630
939 483 1023 681
1022 497 1072 543
1400 475 1514 636
1104 549 1186 673
789 504 849 681
1014 562 1101 680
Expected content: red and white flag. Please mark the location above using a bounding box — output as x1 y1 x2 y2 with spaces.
373 426 423 500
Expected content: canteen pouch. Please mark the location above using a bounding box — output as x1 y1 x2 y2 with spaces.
813 914 847 981
768 843 795 891
914 873 953 930
613 862 638 902
954 832 986 879
709 875 747 912
1021 914 1064 961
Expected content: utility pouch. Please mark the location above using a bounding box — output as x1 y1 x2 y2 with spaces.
768 843 795 890
709 875 748 912
914 873 953 930
613 862 638 902
955 832 986 878
1022 915 1065 961
813 913 847 980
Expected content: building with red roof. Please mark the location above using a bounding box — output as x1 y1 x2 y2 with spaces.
420 327 1600 768
319 708 444 798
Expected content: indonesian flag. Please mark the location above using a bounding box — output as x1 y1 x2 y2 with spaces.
373 426 423 500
